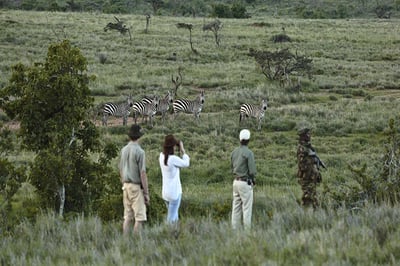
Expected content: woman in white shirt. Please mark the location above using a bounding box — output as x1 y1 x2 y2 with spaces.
159 135 190 223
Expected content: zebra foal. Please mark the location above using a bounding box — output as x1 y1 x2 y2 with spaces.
132 96 159 127
102 95 133 126
141 91 174 123
173 90 205 120
239 99 268 130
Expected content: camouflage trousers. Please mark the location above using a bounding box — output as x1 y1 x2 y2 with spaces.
298 177 318 208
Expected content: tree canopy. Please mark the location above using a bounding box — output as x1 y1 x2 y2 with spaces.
0 40 119 217
1 40 93 151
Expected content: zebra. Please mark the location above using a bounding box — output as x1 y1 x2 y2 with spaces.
141 91 174 123
239 99 268 130
132 96 159 127
102 94 133 126
173 90 205 120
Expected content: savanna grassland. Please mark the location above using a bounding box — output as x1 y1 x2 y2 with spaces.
1 9 400 265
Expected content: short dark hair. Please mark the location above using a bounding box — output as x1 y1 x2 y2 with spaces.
128 124 143 140
240 139 250 145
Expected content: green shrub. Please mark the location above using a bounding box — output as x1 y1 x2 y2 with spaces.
180 196 231 222
105 125 130 135
211 3 232 18
352 89 367 97
231 2 249 18
115 83 134 91
211 2 249 18
271 133 291 145
9 183 40 223
90 89 111 96
268 119 297 132
329 95 338 101
324 117 400 208
98 53 107 64
96 193 122 221
271 34 291 43
146 184 166 225
374 4 392 18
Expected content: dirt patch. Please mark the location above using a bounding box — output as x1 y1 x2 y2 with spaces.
3 117 131 131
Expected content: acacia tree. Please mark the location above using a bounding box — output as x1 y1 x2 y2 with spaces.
0 40 118 217
202 19 223 47
176 22 198 54
249 48 313 88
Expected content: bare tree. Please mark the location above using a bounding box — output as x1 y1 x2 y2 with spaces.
144 14 151 33
177 23 198 54
47 16 67 41
202 19 223 47
104 16 132 40
171 67 183 97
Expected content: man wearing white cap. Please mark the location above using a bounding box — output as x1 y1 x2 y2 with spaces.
230 129 257 230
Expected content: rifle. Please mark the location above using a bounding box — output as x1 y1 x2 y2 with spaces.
308 150 326 170
314 155 326 170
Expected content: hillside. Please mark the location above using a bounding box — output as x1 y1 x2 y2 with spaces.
1 0 399 18
0 9 400 265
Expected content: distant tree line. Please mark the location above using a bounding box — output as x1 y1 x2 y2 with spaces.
1 0 398 19
0 0 253 18
294 1 399 19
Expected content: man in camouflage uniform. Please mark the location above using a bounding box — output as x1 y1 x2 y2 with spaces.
297 128 322 208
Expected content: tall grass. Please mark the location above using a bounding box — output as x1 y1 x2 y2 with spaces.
1 204 399 265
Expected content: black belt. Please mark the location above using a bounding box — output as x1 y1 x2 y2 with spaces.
235 176 248 182
124 180 140 185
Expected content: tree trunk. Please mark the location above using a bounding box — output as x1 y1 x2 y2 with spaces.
59 184 65 217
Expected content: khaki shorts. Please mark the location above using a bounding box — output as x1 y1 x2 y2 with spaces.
123 183 147 222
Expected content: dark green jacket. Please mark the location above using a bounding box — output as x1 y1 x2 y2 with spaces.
231 145 256 179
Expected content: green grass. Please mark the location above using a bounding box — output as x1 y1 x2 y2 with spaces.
1 10 400 264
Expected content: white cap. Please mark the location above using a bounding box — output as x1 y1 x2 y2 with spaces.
239 129 251 140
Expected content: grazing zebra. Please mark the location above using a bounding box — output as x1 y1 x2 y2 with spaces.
173 90 205 120
141 91 174 122
132 96 159 127
102 95 133 126
239 99 268 130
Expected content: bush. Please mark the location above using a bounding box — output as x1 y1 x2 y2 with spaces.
271 34 291 43
98 53 107 64
211 3 232 18
268 119 297 132
180 196 231 222
211 2 249 18
231 2 250 18
374 4 392 18
324 117 400 208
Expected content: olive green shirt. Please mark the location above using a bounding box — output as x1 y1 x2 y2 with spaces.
231 145 256 179
119 141 146 184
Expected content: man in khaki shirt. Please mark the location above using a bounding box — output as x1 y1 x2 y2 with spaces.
119 124 150 235
231 129 256 230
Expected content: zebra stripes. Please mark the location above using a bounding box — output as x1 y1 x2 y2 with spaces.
102 95 133 126
141 91 174 122
132 96 159 127
239 99 268 130
173 90 205 120
98 91 269 130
